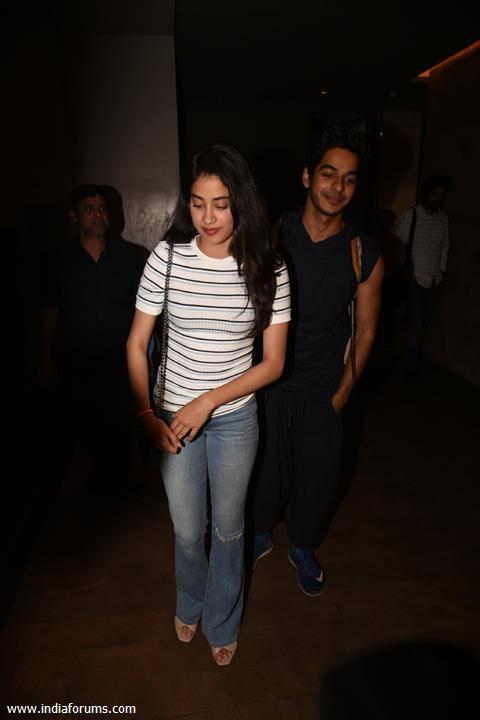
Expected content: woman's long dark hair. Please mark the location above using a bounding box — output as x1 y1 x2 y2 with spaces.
162 143 281 335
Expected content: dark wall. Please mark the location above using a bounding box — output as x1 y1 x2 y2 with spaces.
181 97 382 229
64 33 179 251
423 48 480 386
4 20 180 623
4 29 72 253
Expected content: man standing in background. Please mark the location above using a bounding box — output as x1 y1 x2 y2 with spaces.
38 184 148 497
395 174 452 377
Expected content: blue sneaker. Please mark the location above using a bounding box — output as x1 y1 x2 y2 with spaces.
287 545 326 597
252 532 274 570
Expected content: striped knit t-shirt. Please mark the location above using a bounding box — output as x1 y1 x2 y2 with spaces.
136 237 291 416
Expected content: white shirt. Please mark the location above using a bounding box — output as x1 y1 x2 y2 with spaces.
395 204 449 288
136 238 291 416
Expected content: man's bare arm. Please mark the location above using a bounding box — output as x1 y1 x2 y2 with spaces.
331 256 384 413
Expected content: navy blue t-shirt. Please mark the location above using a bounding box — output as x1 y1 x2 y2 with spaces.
279 210 380 399
42 237 148 380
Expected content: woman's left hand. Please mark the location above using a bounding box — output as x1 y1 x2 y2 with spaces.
170 394 216 441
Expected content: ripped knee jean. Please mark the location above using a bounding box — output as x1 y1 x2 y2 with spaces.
160 397 258 646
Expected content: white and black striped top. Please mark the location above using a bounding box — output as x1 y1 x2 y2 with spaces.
396 204 449 288
136 237 291 416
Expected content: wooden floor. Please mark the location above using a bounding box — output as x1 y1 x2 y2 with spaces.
1 354 479 718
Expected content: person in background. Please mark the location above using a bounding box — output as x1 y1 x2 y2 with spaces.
395 173 452 377
38 184 147 496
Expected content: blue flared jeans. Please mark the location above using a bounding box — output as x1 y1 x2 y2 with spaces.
160 397 258 647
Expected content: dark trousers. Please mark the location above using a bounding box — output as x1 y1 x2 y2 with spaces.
405 280 442 372
379 272 403 344
253 385 342 549
43 371 136 496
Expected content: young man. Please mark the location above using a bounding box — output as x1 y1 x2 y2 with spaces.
252 124 384 596
395 174 452 376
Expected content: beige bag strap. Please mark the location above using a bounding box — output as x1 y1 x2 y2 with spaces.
351 235 362 286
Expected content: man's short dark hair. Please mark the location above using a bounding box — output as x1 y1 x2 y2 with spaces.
305 123 367 178
69 184 104 210
421 174 453 197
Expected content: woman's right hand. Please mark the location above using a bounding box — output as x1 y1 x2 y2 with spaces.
141 414 181 454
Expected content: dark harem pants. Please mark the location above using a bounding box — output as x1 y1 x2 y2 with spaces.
253 384 342 549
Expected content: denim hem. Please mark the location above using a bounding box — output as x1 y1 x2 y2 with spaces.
176 613 201 625
208 637 239 648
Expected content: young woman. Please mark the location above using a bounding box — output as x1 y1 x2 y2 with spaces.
127 144 290 665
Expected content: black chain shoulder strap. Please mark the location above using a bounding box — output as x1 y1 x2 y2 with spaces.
157 241 174 410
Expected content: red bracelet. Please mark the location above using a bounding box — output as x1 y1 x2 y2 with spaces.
137 408 154 419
